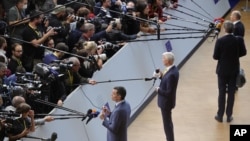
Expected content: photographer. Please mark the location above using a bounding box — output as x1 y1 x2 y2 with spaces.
70 7 90 31
49 5 73 44
78 22 112 43
6 103 35 141
75 41 104 78
121 1 140 35
64 57 96 94
106 18 139 43
21 10 55 72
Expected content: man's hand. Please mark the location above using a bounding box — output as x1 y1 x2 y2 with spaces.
44 116 54 122
88 79 96 85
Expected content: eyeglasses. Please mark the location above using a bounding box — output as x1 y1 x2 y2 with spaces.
15 50 23 52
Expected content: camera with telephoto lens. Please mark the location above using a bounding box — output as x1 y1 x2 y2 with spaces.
52 26 62 32
97 42 120 51
70 14 85 22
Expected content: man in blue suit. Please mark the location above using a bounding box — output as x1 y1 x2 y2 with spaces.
100 86 131 141
213 20 246 123
155 52 179 141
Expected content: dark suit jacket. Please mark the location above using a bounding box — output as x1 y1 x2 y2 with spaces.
213 34 247 76
103 101 131 141
234 21 245 37
158 66 179 109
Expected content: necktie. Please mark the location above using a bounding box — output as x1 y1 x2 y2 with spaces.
163 68 168 76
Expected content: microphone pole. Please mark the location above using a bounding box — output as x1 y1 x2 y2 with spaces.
73 1 157 26
169 8 212 24
34 98 86 115
177 4 214 21
190 0 215 20
0 34 90 61
96 78 152 84
5 0 78 29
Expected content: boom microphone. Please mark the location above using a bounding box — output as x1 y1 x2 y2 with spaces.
144 77 156 81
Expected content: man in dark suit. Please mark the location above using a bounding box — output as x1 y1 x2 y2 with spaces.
230 10 245 37
100 86 131 141
155 52 179 141
213 20 247 123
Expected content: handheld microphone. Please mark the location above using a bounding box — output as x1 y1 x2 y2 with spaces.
153 69 160 85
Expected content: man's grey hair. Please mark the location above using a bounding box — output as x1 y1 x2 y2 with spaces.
223 20 234 33
162 52 175 64
68 57 80 65
82 23 95 33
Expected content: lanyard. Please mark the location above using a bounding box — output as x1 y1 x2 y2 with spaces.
68 70 73 86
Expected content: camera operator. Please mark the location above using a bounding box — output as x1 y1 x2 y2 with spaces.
6 103 35 141
43 42 69 65
48 5 73 44
21 10 55 72
64 57 96 94
75 41 104 78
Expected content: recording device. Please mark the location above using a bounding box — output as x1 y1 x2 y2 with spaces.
97 42 120 51
82 109 100 124
209 18 224 35
92 54 107 61
69 14 85 22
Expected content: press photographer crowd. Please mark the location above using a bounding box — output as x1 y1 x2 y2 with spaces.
0 0 179 140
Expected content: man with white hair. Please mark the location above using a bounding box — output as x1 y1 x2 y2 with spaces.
230 10 245 37
155 52 179 141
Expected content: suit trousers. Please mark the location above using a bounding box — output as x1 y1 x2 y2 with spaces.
160 107 174 141
217 74 237 118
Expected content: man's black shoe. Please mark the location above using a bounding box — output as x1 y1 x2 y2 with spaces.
215 115 223 122
227 117 233 122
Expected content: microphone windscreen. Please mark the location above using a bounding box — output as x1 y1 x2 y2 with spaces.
51 132 57 141
87 109 93 115
155 69 160 73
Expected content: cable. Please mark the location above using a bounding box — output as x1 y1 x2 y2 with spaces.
177 4 214 21
170 8 212 24
190 0 215 20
